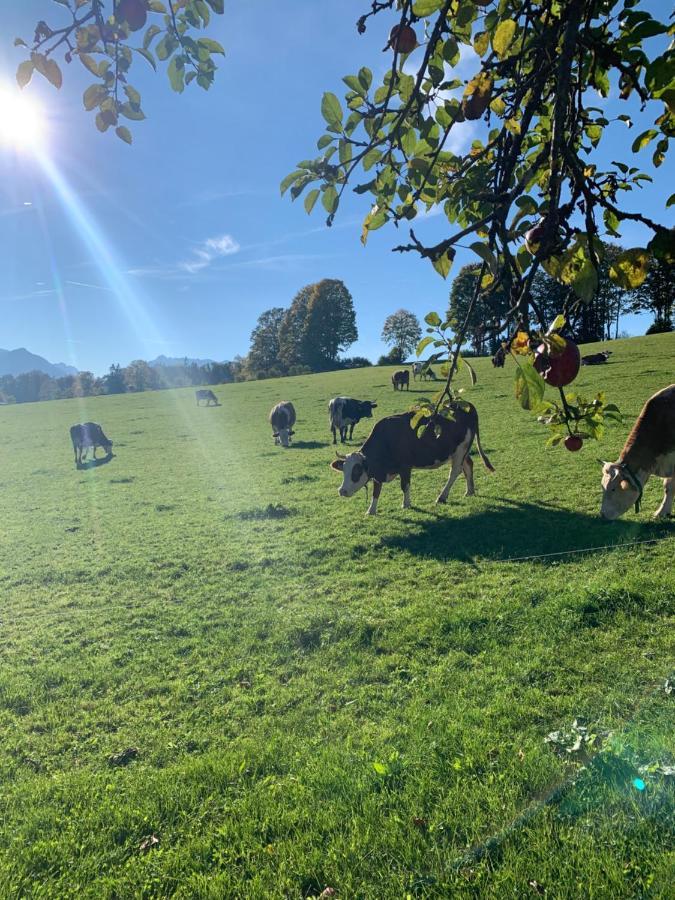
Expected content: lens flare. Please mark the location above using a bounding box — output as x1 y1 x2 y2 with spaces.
0 86 44 150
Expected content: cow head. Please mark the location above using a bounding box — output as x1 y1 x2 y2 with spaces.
599 461 639 520
274 428 294 447
364 402 377 417
330 452 369 497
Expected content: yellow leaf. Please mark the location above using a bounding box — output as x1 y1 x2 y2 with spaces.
492 19 517 59
490 96 506 116
473 31 489 56
505 117 521 135
608 248 650 289
511 331 531 355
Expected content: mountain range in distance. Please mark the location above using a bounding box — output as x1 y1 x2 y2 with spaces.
0 348 78 379
0 348 219 378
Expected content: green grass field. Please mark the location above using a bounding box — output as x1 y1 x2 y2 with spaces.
1 333 673 898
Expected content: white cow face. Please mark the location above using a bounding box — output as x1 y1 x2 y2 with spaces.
273 428 294 447
600 462 638 520
330 452 369 497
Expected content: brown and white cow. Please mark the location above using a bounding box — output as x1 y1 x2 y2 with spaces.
600 383 675 520
269 401 296 447
331 405 494 515
392 370 410 391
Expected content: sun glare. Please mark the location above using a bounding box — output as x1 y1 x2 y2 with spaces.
0 86 44 150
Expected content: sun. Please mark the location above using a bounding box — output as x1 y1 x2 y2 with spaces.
0 86 45 150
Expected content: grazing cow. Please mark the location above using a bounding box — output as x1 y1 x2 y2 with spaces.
392 370 410 391
195 389 219 406
412 362 436 381
600 383 675 520
582 351 612 366
328 397 377 444
269 401 296 447
411 362 425 380
70 422 113 467
492 347 506 368
331 404 494 515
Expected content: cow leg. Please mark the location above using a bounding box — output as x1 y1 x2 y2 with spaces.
93 445 97 459
341 427 347 443
349 423 355 441
437 435 472 504
400 469 412 509
331 426 337 445
73 446 78 466
463 455 475 496
655 477 673 518
366 481 382 516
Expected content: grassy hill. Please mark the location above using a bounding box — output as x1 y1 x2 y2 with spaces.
1 333 673 898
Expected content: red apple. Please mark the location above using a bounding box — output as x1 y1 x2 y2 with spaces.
534 339 580 387
389 24 417 54
117 0 148 32
564 435 583 452
525 219 547 253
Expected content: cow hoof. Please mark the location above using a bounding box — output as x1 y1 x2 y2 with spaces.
436 495 447 505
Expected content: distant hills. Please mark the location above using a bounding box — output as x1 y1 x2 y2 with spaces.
148 355 217 368
0 348 79 378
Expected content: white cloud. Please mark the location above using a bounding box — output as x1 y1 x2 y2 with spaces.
180 233 240 273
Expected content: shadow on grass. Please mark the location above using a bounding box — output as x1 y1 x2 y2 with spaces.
77 453 114 471
291 440 330 450
379 498 673 563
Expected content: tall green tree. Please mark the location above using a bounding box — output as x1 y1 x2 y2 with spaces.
629 258 675 331
381 309 422 359
447 266 510 354
278 284 314 371
303 279 358 370
247 307 287 378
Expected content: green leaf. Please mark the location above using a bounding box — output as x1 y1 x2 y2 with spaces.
135 47 157 70
360 206 386 244
515 360 545 411
431 249 455 279
32 54 62 89
321 92 342 128
416 336 435 357
547 314 566 334
168 56 185 93
197 38 225 55
463 359 477 386
469 241 498 275
304 188 320 214
412 0 444 14
280 170 302 196
667 193 675 208
83 83 107 111
322 185 338 215
79 54 99 76
647 228 675 266
143 24 161 50
492 20 517 58
631 129 658 152
16 60 34 89
204 0 224 12
358 67 372 92
338 139 352 165
608 248 650 288
115 125 132 144
424 312 442 327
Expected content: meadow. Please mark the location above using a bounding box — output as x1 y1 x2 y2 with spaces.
0 333 673 899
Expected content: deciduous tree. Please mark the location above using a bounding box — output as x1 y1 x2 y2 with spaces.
381 309 422 359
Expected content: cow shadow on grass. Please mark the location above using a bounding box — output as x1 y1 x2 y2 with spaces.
77 453 114 471
291 440 330 450
379 498 672 563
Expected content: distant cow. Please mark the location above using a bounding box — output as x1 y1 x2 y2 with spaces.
328 397 377 444
392 370 410 391
70 422 113 467
492 347 506 368
269 401 296 447
331 404 494 515
600 383 675 520
195 389 219 406
582 351 612 366
412 363 436 381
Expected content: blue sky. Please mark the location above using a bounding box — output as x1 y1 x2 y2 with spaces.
0 1 672 374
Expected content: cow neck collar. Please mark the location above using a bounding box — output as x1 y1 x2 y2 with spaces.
618 460 643 513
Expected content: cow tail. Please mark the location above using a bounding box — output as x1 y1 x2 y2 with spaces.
474 420 495 472
328 398 336 428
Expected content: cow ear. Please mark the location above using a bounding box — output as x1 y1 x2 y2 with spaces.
330 459 344 471
371 402 377 408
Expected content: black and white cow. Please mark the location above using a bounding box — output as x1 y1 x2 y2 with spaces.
195 389 219 405
581 351 612 366
392 370 410 391
269 401 296 447
331 405 494 515
328 397 377 444
70 422 113 467
411 363 435 381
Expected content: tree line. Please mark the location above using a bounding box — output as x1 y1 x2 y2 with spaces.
0 359 240 406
